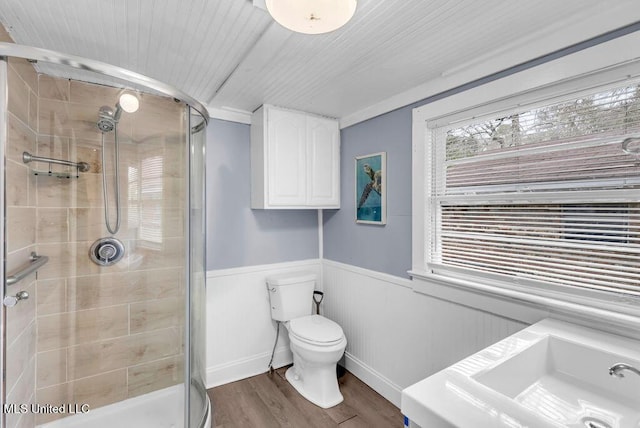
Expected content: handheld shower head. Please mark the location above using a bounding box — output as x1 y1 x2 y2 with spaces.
96 93 139 133
97 106 116 132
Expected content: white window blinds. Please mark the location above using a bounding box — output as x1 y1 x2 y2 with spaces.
428 84 640 295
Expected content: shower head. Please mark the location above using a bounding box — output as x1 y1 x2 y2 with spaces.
97 106 116 132
96 93 140 133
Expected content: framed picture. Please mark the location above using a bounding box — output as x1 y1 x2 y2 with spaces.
355 152 386 225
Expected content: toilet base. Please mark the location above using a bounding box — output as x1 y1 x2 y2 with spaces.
285 365 344 409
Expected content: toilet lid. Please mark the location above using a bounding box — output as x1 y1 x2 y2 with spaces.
289 315 343 344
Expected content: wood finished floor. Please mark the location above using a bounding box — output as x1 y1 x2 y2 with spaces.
208 366 403 428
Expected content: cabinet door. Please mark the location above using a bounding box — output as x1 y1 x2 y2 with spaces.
266 108 307 206
306 116 340 207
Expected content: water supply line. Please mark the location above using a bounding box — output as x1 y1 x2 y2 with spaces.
267 321 280 374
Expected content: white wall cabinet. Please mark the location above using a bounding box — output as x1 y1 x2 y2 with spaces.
251 104 340 209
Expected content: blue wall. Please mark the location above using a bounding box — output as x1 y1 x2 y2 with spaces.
206 119 319 270
323 106 414 278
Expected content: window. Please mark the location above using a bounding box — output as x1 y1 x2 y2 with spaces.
426 84 640 296
128 155 164 247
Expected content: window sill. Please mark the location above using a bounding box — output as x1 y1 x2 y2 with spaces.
408 269 640 339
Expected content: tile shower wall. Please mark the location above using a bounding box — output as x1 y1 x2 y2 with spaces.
30 75 187 424
4 28 39 428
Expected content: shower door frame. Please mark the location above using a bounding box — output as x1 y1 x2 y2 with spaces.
0 57 8 428
0 42 210 428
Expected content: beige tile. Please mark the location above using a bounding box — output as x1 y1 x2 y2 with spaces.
37 134 69 158
37 279 66 315
136 138 186 179
37 305 129 351
36 241 129 280
37 208 69 243
76 172 105 207
6 160 31 207
128 94 186 141
69 80 120 107
68 207 103 241
6 352 35 403
73 142 102 173
130 297 184 334
7 63 30 124
38 99 102 141
135 203 184 238
158 177 187 208
29 89 38 130
35 383 71 425
128 237 185 271
37 349 67 388
36 172 102 208
7 113 37 164
6 246 37 273
7 207 36 252
67 368 127 406
39 75 70 101
6 280 36 347
67 268 183 311
36 369 127 424
8 57 38 94
35 176 76 208
6 321 36 394
67 327 181 380
36 134 72 174
127 355 183 398
135 268 185 298
14 392 36 428
6 356 35 427
69 206 136 241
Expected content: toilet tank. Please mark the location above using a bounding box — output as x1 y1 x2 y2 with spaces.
266 271 316 321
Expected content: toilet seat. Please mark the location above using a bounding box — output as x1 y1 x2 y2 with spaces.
289 315 344 346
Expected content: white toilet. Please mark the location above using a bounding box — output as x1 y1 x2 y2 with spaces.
266 271 347 409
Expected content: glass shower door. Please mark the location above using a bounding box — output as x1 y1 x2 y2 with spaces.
2 52 213 428
186 109 209 427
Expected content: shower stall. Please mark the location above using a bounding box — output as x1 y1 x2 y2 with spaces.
0 43 209 428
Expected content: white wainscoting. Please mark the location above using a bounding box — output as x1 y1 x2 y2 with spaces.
205 259 321 388
321 260 528 407
206 258 527 406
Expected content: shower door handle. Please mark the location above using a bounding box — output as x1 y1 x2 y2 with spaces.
3 290 29 307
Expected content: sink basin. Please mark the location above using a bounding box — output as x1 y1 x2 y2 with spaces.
401 319 640 428
474 336 640 428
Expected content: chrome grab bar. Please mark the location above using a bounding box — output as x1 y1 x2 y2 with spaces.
22 151 90 172
6 252 49 286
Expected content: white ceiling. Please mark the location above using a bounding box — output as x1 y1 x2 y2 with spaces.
1 0 639 126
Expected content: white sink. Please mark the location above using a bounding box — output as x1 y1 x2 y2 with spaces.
401 319 640 428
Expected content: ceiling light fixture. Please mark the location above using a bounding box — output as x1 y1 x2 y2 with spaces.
265 0 357 35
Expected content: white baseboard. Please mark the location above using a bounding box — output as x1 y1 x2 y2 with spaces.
343 352 402 407
206 346 292 388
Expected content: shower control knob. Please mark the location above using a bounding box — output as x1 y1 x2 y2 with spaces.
3 290 29 307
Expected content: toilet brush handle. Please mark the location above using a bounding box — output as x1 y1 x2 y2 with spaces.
313 291 324 315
